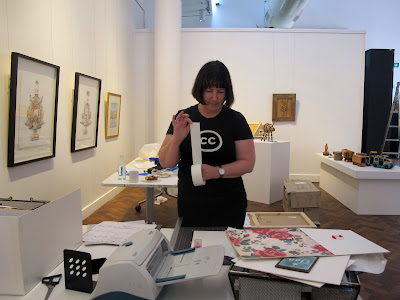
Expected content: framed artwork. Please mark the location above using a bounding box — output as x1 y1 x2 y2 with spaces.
105 93 121 139
248 121 264 137
275 256 319 273
7 52 60 167
246 212 316 228
272 93 296 122
71 73 102 152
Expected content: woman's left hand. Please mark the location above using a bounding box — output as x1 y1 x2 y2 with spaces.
201 164 219 181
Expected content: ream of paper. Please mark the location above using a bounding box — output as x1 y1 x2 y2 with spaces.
190 122 205 186
83 221 157 245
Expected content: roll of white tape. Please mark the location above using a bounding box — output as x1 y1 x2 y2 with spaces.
191 164 205 186
190 122 205 186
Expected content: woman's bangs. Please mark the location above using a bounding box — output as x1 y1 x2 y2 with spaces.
205 78 225 89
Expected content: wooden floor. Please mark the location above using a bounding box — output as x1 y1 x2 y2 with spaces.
83 184 399 300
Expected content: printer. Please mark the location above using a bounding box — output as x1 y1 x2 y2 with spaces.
91 229 224 300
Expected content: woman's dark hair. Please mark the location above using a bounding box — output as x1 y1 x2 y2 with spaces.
191 60 234 108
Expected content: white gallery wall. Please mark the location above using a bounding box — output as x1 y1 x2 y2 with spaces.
0 0 367 218
0 0 144 217
135 28 365 180
142 0 399 89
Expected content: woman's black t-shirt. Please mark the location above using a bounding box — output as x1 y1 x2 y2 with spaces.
166 104 253 227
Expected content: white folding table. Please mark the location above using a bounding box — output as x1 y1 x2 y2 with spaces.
101 160 178 223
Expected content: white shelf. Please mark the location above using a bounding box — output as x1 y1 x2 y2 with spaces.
316 153 400 215
316 153 400 180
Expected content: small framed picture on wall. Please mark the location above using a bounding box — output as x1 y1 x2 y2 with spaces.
105 93 121 139
7 52 60 167
272 93 296 122
71 72 101 152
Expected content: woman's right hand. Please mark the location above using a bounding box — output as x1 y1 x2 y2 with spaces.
172 111 192 143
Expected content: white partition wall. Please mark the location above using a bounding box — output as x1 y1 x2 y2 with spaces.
242 140 290 204
135 28 365 180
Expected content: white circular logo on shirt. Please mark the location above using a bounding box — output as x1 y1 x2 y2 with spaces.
200 130 222 152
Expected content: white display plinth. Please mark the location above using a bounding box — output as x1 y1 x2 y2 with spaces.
243 140 290 204
317 153 400 215
0 189 82 296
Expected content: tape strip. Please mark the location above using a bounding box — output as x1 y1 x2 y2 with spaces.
190 122 205 186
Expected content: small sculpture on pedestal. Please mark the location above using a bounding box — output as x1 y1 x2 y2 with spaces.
261 122 275 142
323 144 329 156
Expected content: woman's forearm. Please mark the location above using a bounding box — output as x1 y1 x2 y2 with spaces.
201 139 255 180
158 135 181 168
220 158 255 178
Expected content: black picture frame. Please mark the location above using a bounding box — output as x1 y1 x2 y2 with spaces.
8 52 60 167
275 256 319 273
71 73 101 152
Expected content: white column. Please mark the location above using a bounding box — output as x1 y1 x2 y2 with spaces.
154 0 181 143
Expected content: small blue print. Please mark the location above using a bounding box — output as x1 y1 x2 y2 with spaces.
278 256 318 271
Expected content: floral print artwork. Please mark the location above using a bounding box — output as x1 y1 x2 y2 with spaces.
226 228 333 259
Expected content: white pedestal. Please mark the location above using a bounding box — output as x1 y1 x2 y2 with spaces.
0 189 82 295
243 140 290 204
317 153 400 215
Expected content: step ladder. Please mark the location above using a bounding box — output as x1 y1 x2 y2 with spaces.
381 82 399 158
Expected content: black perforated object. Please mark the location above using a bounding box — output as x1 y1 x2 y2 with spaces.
63 249 103 293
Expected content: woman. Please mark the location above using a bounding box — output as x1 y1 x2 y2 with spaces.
158 60 255 228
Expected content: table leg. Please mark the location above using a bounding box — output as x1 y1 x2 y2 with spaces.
146 187 155 224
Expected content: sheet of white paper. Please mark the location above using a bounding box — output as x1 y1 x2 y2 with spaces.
192 230 238 259
347 253 387 274
83 221 157 245
234 255 350 285
301 228 389 255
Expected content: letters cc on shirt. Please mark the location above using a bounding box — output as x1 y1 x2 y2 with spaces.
200 130 222 152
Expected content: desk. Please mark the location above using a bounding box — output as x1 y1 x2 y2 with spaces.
317 153 400 215
1 226 234 300
102 160 178 223
242 140 290 204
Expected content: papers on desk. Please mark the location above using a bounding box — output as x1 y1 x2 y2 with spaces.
83 221 157 245
233 228 388 286
234 255 351 286
193 228 389 287
301 228 389 256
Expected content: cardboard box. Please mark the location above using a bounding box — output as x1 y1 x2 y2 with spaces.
283 179 321 208
282 198 303 212
0 189 82 296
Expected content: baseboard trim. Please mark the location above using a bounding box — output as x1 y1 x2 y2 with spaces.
82 187 124 219
289 174 320 182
